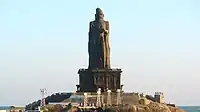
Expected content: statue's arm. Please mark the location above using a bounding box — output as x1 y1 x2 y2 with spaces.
89 22 93 41
88 22 93 53
89 22 93 32
105 21 109 34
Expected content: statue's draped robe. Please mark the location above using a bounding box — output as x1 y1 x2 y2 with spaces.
88 20 110 69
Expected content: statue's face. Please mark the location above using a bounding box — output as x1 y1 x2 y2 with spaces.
96 8 104 20
98 11 104 19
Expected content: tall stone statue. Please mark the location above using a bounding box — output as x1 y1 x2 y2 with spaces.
77 8 122 92
88 8 110 69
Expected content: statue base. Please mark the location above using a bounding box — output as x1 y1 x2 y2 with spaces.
76 68 123 92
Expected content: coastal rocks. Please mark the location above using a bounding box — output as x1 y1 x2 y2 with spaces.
138 98 152 105
42 102 185 112
147 102 171 112
137 98 185 112
168 106 185 112
147 102 185 112
105 102 185 112
105 104 136 112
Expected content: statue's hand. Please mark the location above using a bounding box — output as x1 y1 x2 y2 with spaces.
99 26 108 34
102 28 108 34
99 28 104 33
104 29 108 34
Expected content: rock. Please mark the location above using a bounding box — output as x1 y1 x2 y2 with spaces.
147 102 171 112
135 102 185 112
136 105 151 112
105 102 186 112
132 105 137 112
138 98 152 105
73 102 185 112
168 106 185 112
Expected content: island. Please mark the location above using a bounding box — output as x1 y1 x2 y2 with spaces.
25 8 186 112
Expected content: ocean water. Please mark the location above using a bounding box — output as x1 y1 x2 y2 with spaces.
180 106 200 112
0 106 10 110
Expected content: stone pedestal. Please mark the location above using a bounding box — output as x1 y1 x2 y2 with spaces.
76 68 122 92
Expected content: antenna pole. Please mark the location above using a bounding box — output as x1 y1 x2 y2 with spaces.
40 88 47 107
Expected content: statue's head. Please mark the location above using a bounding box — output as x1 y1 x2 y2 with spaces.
95 8 104 20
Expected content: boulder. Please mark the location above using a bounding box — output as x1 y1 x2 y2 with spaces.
104 102 185 112
138 98 152 105
168 106 185 112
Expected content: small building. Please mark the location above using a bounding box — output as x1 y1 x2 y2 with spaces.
154 92 164 103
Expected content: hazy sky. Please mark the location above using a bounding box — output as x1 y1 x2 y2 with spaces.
0 0 200 106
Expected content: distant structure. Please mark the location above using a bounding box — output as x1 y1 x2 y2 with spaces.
40 88 47 107
96 88 102 107
116 89 122 105
76 8 123 92
107 90 112 106
83 93 88 108
154 92 164 103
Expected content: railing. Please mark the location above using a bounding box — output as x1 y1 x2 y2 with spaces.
78 68 122 72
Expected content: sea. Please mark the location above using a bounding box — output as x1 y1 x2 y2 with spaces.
179 106 200 112
0 106 199 112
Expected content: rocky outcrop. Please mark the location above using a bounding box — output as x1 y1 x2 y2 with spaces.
25 92 72 110
25 92 185 112
138 97 152 105
69 102 185 112
168 106 185 112
40 102 185 112
105 102 185 112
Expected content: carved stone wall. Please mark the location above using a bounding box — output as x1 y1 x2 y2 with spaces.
76 69 122 92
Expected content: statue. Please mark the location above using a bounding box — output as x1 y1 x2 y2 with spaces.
77 8 123 92
88 8 110 69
